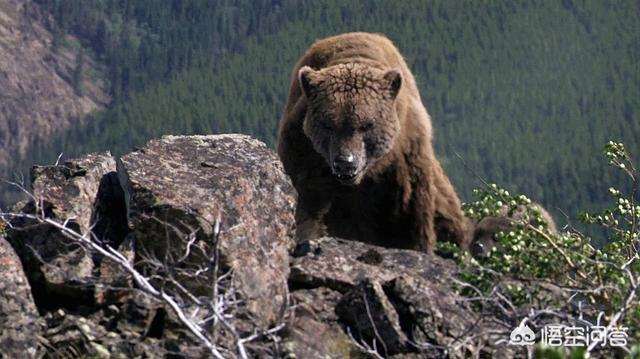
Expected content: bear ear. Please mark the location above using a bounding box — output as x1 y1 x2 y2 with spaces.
298 66 318 98
383 69 402 99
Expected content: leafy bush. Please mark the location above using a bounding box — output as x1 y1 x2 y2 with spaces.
442 141 639 357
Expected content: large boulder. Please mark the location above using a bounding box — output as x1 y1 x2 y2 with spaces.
3 134 298 356
0 235 44 358
120 134 296 327
7 152 124 310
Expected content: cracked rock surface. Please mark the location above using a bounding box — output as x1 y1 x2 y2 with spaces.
2 134 521 358
121 134 296 327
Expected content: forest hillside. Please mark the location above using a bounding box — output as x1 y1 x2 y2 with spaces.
0 0 108 187
3 0 639 233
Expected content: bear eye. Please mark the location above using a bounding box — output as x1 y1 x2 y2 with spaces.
358 122 374 132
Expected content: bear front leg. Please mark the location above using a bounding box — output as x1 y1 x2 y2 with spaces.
418 197 438 254
409 179 438 254
294 197 330 241
432 160 472 250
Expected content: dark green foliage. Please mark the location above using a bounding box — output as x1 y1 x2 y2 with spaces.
5 1 640 231
450 142 639 354
33 0 311 102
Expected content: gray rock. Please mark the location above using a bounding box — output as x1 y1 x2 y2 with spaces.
121 134 296 327
41 305 171 359
7 152 122 310
291 287 342 323
383 275 476 358
283 315 357 359
0 235 44 358
336 279 410 355
95 234 135 306
31 152 118 236
0 134 538 358
289 237 510 358
290 237 459 293
6 218 95 310
283 287 361 358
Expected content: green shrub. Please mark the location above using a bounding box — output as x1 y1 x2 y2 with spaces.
442 141 639 357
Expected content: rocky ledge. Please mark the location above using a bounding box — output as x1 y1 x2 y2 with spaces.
1 134 519 358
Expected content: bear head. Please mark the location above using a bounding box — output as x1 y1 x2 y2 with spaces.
470 216 512 258
298 63 402 185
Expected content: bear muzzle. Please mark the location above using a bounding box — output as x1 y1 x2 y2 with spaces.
332 153 362 185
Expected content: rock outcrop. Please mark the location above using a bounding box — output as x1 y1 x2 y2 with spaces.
288 237 510 358
1 134 524 358
0 235 43 358
8 152 119 311
121 134 296 327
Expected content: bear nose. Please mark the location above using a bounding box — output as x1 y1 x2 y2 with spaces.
333 153 357 174
470 242 485 257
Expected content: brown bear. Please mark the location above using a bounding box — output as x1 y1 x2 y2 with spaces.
470 203 559 258
277 32 470 253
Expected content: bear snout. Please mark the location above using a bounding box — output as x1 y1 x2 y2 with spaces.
332 153 361 182
333 153 356 172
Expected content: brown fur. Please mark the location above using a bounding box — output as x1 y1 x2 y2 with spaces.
470 203 559 258
470 217 512 258
277 32 470 253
